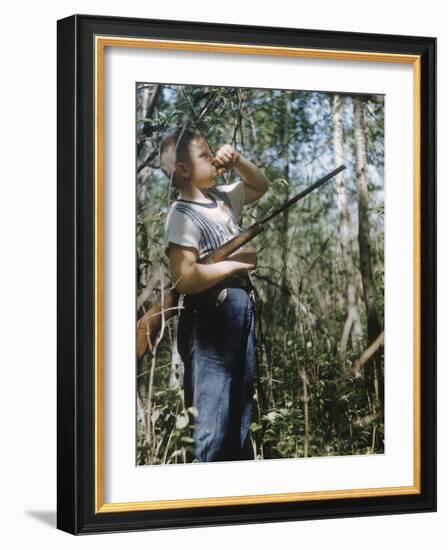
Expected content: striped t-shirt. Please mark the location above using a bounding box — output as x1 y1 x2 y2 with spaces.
164 180 245 260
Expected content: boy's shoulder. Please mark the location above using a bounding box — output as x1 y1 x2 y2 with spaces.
211 180 245 218
164 199 205 232
165 200 185 226
166 198 192 215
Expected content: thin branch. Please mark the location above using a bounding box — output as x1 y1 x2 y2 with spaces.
353 331 384 376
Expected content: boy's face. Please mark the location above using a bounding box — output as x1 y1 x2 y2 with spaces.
185 139 217 189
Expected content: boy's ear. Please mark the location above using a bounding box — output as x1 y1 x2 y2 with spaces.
175 162 191 179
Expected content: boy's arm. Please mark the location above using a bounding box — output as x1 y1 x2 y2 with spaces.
169 244 256 295
214 144 270 206
234 155 270 205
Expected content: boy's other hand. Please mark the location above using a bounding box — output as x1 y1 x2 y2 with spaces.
214 144 241 171
228 246 257 271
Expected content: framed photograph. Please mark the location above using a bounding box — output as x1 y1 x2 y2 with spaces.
57 14 436 534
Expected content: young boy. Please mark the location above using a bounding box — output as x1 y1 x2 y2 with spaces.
160 127 270 462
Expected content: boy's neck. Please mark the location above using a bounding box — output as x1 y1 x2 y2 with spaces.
178 183 214 203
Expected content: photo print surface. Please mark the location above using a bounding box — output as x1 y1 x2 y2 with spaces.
135 83 385 466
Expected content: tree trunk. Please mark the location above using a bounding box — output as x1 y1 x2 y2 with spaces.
353 97 383 407
280 93 291 309
331 94 362 362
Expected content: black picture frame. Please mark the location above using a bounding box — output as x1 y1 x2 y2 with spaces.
57 14 436 535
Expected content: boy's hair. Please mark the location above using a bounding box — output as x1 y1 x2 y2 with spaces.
159 127 204 187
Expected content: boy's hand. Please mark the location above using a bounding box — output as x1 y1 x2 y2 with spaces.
213 144 241 172
228 246 257 271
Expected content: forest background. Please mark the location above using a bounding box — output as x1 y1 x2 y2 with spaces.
135 83 385 466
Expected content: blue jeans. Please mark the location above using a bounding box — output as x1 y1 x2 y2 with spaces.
177 287 256 462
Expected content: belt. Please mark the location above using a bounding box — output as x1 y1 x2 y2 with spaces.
183 273 254 309
210 272 253 293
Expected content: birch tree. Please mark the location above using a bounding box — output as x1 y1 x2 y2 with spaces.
331 94 362 362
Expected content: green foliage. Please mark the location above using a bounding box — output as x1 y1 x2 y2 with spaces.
137 386 199 465
253 403 305 459
136 84 385 464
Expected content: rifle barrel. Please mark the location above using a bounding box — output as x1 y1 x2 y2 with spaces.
196 165 345 265
258 164 346 225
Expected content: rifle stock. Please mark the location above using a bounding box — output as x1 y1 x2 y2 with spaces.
136 288 180 358
198 222 264 264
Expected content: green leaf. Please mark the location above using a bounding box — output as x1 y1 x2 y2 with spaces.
175 414 189 430
250 422 262 432
264 411 278 422
169 449 184 458
188 406 199 418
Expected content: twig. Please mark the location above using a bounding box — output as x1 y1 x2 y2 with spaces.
137 392 148 439
162 426 175 464
353 331 384 377
179 87 215 155
145 268 168 461
137 361 172 378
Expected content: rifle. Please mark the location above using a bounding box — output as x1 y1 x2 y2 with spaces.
137 164 346 358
